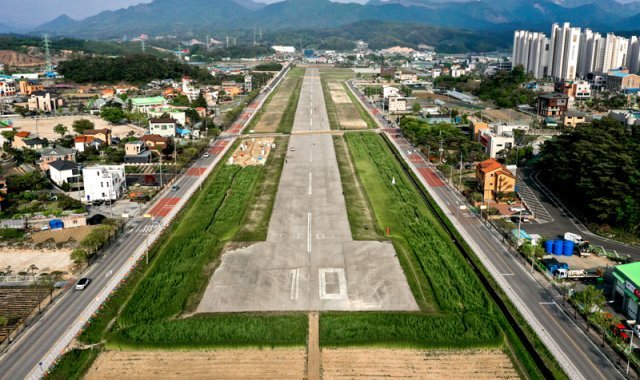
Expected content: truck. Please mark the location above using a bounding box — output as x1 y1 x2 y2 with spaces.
541 258 568 274
564 232 584 244
563 232 592 256
553 268 603 280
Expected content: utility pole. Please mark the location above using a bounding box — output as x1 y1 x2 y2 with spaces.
438 131 444 163
459 151 463 187
141 39 146 54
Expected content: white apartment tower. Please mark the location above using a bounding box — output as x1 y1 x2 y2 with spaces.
549 23 581 81
628 37 640 74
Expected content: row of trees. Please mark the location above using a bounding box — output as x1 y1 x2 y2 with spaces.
537 118 640 235
57 54 213 84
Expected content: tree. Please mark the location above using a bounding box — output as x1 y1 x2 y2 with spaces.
170 94 191 107
53 124 68 138
1 130 16 142
191 93 207 108
572 285 606 325
100 107 125 124
72 119 95 134
70 248 88 263
14 105 28 118
412 102 421 114
0 316 7 328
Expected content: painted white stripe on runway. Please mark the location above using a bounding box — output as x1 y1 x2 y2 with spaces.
501 273 515 276
307 212 312 253
290 268 299 300
308 173 313 195
539 301 557 305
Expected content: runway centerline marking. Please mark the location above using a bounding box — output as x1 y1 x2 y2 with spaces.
308 173 313 195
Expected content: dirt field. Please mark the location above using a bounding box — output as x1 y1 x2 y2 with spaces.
9 115 146 140
0 248 72 275
321 70 367 130
0 50 44 67
253 71 302 133
30 225 95 244
321 348 519 379
85 349 307 380
483 108 533 124
229 138 274 167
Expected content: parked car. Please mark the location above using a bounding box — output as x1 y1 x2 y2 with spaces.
171 185 180 192
203 153 210 158
611 323 631 343
509 207 526 213
290 147 296 152
75 278 91 290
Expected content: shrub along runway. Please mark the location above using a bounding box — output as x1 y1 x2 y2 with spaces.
197 68 418 312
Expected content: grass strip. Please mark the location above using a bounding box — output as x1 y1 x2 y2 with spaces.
277 70 304 134
235 136 288 241
45 348 100 380
110 313 308 349
320 312 501 349
380 132 564 379
320 75 340 130
332 135 382 241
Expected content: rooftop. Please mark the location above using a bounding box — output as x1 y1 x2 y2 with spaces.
84 128 111 135
49 159 79 171
149 118 176 124
41 146 75 157
130 96 166 106
616 262 640 284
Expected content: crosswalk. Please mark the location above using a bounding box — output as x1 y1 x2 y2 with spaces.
516 175 553 223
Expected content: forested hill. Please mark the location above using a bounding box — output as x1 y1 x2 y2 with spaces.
537 119 640 236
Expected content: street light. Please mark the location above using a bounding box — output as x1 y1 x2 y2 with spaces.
622 328 635 374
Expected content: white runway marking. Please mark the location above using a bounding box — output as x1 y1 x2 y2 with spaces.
307 212 312 253
290 268 300 300
308 173 313 195
319 268 347 300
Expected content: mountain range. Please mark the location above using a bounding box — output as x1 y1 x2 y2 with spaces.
14 0 640 42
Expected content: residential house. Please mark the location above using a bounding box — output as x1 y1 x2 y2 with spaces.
563 111 587 128
587 72 607 91
28 92 63 113
0 77 16 97
394 70 418 82
476 129 514 159
83 129 112 146
149 118 177 138
19 80 44 95
608 109 640 127
244 75 253 93
382 86 400 99
23 137 46 151
82 165 126 202
476 158 516 202
141 134 168 151
39 146 76 171
49 160 82 188
11 131 31 149
386 96 409 113
74 135 95 152
124 141 152 164
536 93 569 117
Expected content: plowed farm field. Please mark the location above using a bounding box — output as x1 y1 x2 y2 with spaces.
321 348 519 379
85 349 306 380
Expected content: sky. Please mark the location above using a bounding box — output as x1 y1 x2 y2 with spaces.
2 0 638 27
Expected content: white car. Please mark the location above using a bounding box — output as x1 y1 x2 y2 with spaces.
290 147 296 152
75 277 91 290
509 207 526 213
203 153 210 158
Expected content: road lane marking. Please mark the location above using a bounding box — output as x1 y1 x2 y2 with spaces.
307 212 312 253
539 301 556 305
501 273 515 276
308 173 313 195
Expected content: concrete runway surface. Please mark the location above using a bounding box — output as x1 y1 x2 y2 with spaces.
197 69 418 312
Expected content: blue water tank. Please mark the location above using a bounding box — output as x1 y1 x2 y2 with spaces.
553 239 564 255
563 240 574 256
545 240 554 254
49 219 64 230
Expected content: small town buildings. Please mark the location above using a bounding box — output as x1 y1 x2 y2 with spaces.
48 159 81 188
536 93 569 117
124 141 152 164
221 81 242 97
608 109 640 127
586 72 607 91
0 77 16 97
141 134 168 151
38 146 76 171
244 75 253 93
386 96 409 113
149 118 177 137
476 158 516 201
611 262 640 322
19 80 44 95
477 129 514 159
22 137 46 151
563 111 587 128
74 135 95 152
394 70 418 82
83 129 112 146
130 96 166 114
82 165 126 202
28 92 63 113
606 71 640 93
11 131 31 149
382 86 400 99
